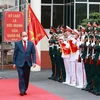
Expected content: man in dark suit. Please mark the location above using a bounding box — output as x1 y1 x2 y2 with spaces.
13 31 36 96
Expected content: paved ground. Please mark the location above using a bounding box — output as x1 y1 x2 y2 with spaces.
0 69 100 100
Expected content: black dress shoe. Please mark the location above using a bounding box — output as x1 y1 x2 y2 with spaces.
24 92 27 95
81 88 86 90
20 92 24 96
54 78 60 81
94 92 100 96
88 88 93 92
90 89 94 93
58 79 65 83
48 77 54 80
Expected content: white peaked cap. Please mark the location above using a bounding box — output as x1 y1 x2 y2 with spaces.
73 29 80 35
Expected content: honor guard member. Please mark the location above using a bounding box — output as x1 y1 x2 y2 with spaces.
61 26 72 85
87 34 95 92
57 25 66 82
78 26 87 87
80 35 88 90
85 21 92 35
48 26 56 80
91 35 100 95
78 26 86 43
81 32 94 91
63 26 77 86
92 27 100 95
52 27 61 81
73 29 85 88
67 26 77 86
93 21 98 35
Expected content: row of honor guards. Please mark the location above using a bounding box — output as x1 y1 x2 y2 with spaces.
48 21 100 95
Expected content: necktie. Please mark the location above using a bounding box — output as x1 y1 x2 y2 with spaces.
24 41 26 51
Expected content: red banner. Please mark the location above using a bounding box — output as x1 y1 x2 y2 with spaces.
4 11 24 42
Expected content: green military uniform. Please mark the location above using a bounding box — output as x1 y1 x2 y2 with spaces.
81 34 94 91
53 33 62 81
80 36 88 90
48 33 56 79
56 26 66 82
93 29 100 95
88 35 95 92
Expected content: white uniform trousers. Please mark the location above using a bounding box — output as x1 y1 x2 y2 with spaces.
63 58 71 84
70 61 76 86
82 60 87 87
76 61 84 87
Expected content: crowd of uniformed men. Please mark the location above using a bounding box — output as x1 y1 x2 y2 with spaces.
48 21 100 95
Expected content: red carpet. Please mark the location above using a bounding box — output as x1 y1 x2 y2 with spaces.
0 79 65 100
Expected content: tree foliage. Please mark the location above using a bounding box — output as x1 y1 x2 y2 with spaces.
80 12 100 27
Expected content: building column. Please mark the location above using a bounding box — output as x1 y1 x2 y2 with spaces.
30 0 41 71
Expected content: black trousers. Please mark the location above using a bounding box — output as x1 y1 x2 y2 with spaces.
49 54 56 77
17 61 30 93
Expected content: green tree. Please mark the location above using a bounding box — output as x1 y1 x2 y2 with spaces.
80 12 100 28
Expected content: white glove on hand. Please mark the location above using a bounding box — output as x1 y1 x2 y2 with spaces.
91 42 95 47
65 43 70 48
86 41 90 46
71 38 76 44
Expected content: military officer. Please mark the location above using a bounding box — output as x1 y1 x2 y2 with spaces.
73 29 85 88
81 25 94 91
57 25 66 82
92 27 100 95
48 26 57 80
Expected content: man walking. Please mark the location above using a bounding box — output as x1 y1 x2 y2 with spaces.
13 31 36 96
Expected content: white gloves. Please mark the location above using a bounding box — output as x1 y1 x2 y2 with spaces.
71 37 76 44
91 42 95 47
86 41 90 46
63 41 70 48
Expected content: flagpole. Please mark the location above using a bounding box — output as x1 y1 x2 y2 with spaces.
1 8 4 71
24 0 28 31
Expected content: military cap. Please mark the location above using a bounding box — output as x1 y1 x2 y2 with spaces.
79 25 85 32
50 26 56 32
73 29 80 36
65 26 73 33
60 25 65 32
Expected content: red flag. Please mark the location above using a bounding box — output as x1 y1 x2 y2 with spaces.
28 5 49 45
28 5 48 66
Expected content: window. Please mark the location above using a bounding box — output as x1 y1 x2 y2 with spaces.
53 0 64 4
41 6 51 28
53 5 64 28
89 0 100 2
89 4 100 14
65 0 73 3
76 3 87 28
41 1 65 28
41 0 51 3
65 3 74 28
76 0 87 1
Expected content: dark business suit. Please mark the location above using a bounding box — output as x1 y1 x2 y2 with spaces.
13 40 36 93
